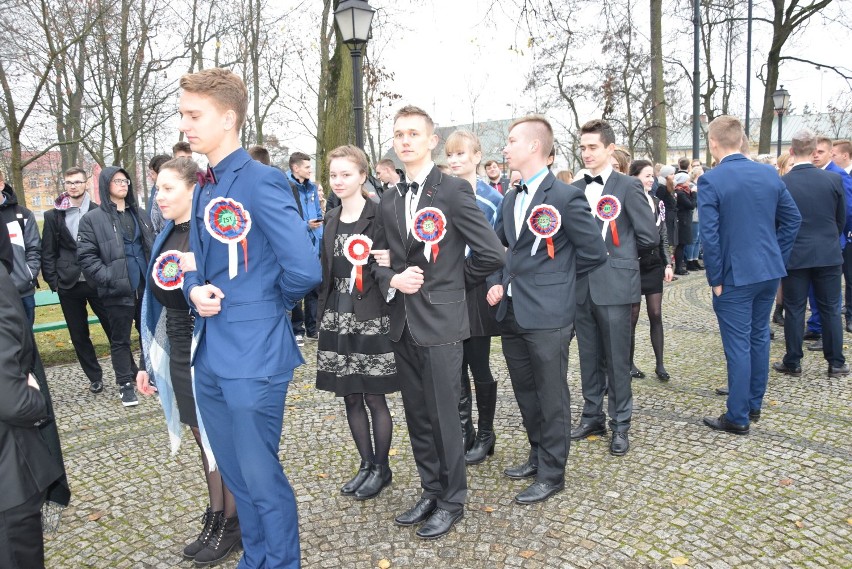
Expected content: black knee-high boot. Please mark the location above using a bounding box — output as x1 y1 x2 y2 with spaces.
465 381 497 465
459 370 476 453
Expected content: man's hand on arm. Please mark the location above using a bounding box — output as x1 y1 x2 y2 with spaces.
389 266 424 294
486 284 504 306
189 284 225 317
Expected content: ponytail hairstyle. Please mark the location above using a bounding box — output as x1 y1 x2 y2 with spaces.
158 157 199 189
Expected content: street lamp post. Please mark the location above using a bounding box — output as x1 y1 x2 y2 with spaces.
772 85 791 157
333 0 375 150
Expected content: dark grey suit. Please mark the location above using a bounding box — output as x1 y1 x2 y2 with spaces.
372 166 504 513
573 171 659 432
491 172 607 484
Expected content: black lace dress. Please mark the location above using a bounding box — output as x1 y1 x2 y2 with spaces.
316 220 398 396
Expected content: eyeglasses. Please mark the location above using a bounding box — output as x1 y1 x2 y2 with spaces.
62 180 86 187
111 178 130 187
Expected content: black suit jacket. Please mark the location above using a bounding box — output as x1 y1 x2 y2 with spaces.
488 172 608 329
318 199 387 323
371 166 505 346
41 199 99 291
782 163 846 270
0 267 65 512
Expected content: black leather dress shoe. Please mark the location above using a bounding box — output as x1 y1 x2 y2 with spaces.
415 508 463 539
674 268 689 276
610 432 629 456
846 321 852 333
828 363 850 377
503 461 538 480
772 361 802 377
714 386 729 396
89 380 104 394
394 498 437 526
630 366 645 379
654 366 670 381
340 460 371 495
749 409 761 421
806 339 823 352
515 481 565 505
803 331 821 341
703 414 749 435
570 422 606 440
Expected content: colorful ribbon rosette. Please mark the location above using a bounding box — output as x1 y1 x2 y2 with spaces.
203 197 252 279
595 195 622 247
412 207 447 262
152 250 184 290
343 234 373 294
526 204 562 259
657 200 666 226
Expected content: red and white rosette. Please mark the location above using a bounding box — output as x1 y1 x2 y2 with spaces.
411 207 447 262
595 195 622 247
204 197 252 279
152 250 184 290
343 234 373 294
526 204 562 259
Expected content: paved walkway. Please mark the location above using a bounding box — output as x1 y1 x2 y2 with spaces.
44 272 851 568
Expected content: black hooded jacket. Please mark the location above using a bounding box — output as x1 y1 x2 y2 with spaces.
76 167 154 305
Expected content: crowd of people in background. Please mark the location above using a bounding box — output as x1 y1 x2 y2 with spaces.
4 64 852 567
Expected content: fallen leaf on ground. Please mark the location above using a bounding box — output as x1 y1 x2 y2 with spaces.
847 518 852 525
794 520 804 528
87 510 106 521
769 400 780 406
323 415 336 421
586 435 600 441
388 448 398 456
317 473 328 479
481 506 495 513
779 478 793 486
670 556 689 566
519 550 535 559
377 560 391 569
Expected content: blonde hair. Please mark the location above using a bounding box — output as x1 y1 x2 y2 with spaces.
327 145 370 198
509 115 554 157
179 68 249 130
394 105 434 132
444 130 482 155
776 153 792 176
708 115 746 151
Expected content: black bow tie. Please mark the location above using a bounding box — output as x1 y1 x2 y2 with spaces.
196 167 217 188
584 174 604 185
514 183 528 194
399 181 420 196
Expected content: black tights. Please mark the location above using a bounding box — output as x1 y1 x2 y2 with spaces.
343 393 393 465
462 336 495 385
190 426 237 517
630 292 665 369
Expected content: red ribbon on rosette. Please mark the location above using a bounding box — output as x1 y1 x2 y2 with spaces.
595 195 622 247
412 207 447 263
343 234 373 293
526 204 562 259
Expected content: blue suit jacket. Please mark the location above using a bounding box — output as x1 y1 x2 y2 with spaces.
698 153 801 287
825 161 852 248
183 148 322 379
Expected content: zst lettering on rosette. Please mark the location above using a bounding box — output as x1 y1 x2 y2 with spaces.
411 207 447 262
343 234 373 293
526 204 562 259
203 197 252 279
152 250 184 290
595 195 621 247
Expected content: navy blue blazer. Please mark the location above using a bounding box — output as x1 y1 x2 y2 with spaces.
781 163 845 270
697 153 801 287
183 148 322 378
825 161 852 247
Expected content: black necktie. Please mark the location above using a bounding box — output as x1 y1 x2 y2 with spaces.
196 166 216 187
399 181 419 195
584 174 604 185
515 183 528 194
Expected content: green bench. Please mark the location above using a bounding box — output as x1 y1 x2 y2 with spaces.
33 290 100 333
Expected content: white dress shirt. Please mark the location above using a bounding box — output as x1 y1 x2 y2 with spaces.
583 165 614 212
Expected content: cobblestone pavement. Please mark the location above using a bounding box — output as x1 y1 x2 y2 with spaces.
44 271 851 569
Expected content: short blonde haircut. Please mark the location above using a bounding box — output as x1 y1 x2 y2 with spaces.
180 68 249 130
394 105 434 132
707 115 745 151
509 115 554 157
444 130 482 155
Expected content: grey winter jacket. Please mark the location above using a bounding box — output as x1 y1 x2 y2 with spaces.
0 184 41 297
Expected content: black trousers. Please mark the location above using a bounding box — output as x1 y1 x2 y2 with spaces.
291 285 319 336
57 281 112 384
0 490 46 569
105 294 142 386
843 245 852 322
393 325 466 514
499 300 571 485
783 265 845 368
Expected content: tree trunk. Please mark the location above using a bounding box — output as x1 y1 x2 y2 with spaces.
649 0 667 163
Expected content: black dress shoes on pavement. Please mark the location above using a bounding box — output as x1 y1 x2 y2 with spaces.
714 386 729 395
610 432 629 456
630 365 645 379
570 422 606 440
514 481 565 505
749 409 761 421
772 361 802 377
340 460 371 495
503 461 538 480
828 363 850 377
703 414 749 435
415 508 463 539
654 366 670 381
846 321 852 333
806 339 823 352
394 498 437 527
802 331 821 341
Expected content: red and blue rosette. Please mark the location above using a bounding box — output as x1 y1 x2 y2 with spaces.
343 234 373 294
152 250 184 290
203 197 252 279
596 195 622 247
412 207 447 262
526 204 562 259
